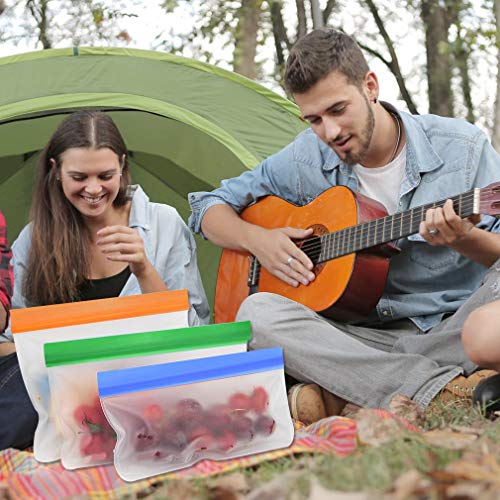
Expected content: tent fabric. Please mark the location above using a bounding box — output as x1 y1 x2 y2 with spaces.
0 47 307 308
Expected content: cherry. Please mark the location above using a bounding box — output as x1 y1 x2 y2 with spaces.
80 431 115 459
163 429 188 452
228 392 252 411
215 429 236 451
251 387 269 414
143 404 164 423
186 425 210 441
232 415 254 440
174 398 203 420
205 404 232 431
255 415 275 435
134 428 160 452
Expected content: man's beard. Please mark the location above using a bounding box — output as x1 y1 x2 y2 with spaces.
342 96 375 166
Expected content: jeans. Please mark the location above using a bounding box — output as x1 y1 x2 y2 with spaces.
0 352 38 449
236 260 500 409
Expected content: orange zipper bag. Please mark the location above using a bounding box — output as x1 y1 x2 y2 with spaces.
11 290 189 463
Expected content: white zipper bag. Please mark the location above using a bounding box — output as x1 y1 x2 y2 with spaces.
99 347 294 481
44 321 251 470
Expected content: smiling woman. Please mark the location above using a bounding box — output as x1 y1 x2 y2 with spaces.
10 110 209 320
0 111 210 449
58 148 124 215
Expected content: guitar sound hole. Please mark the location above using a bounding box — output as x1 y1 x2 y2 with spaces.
298 224 327 276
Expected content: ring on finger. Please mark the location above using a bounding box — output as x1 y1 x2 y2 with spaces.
428 228 438 236
286 256 294 266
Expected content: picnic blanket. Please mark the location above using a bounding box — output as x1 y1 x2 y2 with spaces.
0 410 409 499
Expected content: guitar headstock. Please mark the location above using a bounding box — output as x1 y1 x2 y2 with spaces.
479 182 500 216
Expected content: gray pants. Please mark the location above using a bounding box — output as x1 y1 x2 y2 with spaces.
236 260 500 409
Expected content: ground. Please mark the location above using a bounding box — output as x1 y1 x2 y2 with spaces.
137 398 500 500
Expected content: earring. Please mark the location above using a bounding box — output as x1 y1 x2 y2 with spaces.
373 97 378 104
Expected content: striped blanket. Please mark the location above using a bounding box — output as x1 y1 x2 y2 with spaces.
0 411 405 499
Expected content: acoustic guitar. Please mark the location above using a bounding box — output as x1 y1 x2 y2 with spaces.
214 182 500 323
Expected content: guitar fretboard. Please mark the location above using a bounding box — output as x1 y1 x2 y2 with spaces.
314 189 476 263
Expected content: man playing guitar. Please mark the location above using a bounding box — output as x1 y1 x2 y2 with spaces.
189 29 500 423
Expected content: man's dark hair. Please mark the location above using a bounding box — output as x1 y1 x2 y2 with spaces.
284 29 369 94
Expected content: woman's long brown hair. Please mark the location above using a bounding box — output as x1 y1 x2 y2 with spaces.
23 110 132 306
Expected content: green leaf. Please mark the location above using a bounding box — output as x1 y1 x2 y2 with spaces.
84 417 103 434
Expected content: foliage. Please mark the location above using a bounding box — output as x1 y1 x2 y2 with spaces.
0 0 137 48
0 0 498 138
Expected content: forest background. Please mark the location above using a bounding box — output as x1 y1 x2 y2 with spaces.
0 0 499 151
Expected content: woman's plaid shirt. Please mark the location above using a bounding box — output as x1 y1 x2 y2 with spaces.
0 211 13 318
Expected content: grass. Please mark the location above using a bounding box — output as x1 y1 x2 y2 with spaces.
138 401 500 499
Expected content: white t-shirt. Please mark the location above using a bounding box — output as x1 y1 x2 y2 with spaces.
352 145 407 214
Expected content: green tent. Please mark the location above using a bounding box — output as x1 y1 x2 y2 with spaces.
0 47 307 308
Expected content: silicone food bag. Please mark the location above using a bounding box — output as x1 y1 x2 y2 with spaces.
45 321 251 469
99 347 294 481
11 289 189 463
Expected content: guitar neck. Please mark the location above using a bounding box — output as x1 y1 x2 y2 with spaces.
315 188 477 263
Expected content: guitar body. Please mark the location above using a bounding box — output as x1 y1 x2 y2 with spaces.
214 186 395 324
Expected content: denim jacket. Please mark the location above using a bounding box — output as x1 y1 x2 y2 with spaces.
1 185 210 342
189 107 500 331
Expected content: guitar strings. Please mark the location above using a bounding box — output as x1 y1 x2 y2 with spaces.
299 197 475 256
296 193 477 257
251 190 480 273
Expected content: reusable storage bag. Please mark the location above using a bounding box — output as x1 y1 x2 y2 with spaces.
11 289 189 463
44 321 251 470
99 347 294 481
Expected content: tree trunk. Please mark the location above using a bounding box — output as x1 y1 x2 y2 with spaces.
0 0 5 15
454 40 474 123
322 0 336 25
447 0 474 123
493 0 500 151
233 0 262 79
270 0 290 68
421 0 454 116
310 0 323 28
27 0 52 49
38 0 51 49
295 0 307 39
362 0 418 114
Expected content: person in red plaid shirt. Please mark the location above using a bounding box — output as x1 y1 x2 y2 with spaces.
0 212 36 451
0 210 13 336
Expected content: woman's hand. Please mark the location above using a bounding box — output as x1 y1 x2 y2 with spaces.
96 225 151 278
96 225 167 293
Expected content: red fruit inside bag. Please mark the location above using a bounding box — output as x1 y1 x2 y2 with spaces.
74 399 116 459
174 398 203 421
74 404 106 432
143 404 164 423
214 429 236 451
186 425 214 451
251 387 269 414
228 392 252 411
205 404 232 431
231 415 254 440
134 428 160 452
255 415 275 435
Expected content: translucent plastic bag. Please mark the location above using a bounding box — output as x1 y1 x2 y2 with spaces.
99 348 294 481
45 321 251 470
11 290 189 463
